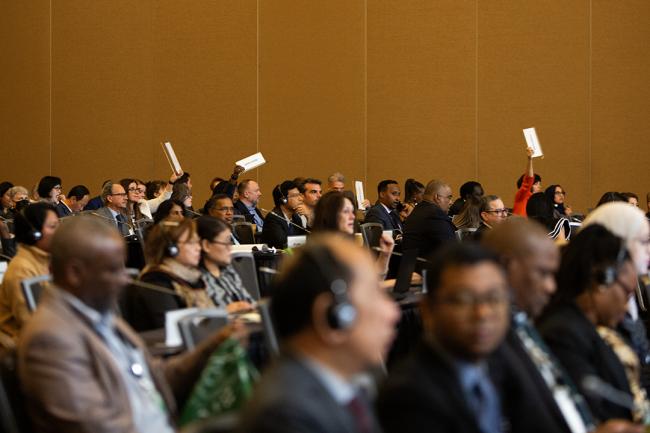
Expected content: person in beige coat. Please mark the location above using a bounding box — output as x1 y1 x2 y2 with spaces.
0 202 58 348
18 215 240 433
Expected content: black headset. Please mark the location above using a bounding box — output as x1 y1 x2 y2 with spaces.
274 184 288 205
593 242 628 287
305 244 357 330
18 208 43 244
160 221 180 257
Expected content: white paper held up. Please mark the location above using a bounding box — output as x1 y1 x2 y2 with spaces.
523 127 544 158
162 141 183 175
236 152 266 173
355 181 365 210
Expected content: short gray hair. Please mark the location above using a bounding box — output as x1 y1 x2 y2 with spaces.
328 172 345 184
101 181 115 204
7 185 28 200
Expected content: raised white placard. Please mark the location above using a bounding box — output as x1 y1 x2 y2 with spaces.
523 127 544 158
162 141 183 175
355 181 366 210
236 152 266 173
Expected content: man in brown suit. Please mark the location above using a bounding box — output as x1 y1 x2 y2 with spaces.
18 216 237 433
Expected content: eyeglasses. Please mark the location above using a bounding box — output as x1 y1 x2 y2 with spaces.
128 188 146 194
207 239 231 246
111 192 127 197
554 191 566 196
485 209 508 216
437 291 509 310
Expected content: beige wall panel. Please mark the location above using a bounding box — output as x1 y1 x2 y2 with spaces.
51 0 154 193
478 1 590 213
591 0 650 207
0 1 51 186
258 0 365 210
153 0 257 207
367 0 476 202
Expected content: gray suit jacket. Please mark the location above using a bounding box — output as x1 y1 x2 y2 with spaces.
18 288 223 433
92 206 132 237
238 355 380 433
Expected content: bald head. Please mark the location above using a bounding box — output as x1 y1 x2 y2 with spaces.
482 218 560 318
51 216 128 311
424 180 452 213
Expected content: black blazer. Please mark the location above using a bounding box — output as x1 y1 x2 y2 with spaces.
55 202 72 218
377 341 541 433
260 207 307 249
238 354 378 433
401 201 456 259
364 203 402 231
233 200 264 227
537 302 634 422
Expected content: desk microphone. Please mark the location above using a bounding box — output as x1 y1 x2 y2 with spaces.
258 266 279 275
127 278 183 298
581 375 635 410
0 253 13 261
184 208 203 218
90 211 134 232
260 208 311 234
371 247 429 263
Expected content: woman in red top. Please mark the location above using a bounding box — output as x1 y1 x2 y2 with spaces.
512 147 542 216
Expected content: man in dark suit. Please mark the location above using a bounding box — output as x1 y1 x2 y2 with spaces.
91 182 131 237
482 219 641 433
238 233 400 433
55 185 90 218
233 179 265 232
401 179 456 258
364 179 403 232
261 180 308 249
377 243 518 433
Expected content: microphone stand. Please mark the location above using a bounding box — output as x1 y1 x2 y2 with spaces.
260 208 311 234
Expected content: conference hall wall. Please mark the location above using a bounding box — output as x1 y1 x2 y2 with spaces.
2 1 649 214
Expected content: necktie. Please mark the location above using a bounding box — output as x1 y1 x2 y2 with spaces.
468 373 501 433
389 211 402 231
346 394 373 433
115 213 125 229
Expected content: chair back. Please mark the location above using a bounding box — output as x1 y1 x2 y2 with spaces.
177 309 229 350
232 222 255 244
360 223 383 249
258 298 279 357
231 252 260 300
455 227 477 242
0 348 30 433
20 275 52 313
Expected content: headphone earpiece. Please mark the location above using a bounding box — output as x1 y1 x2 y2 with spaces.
160 221 180 257
305 245 357 330
18 208 43 244
593 242 628 288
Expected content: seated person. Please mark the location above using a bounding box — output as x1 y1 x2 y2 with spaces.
152 199 186 225
378 243 521 433
132 218 213 331
364 180 403 232
538 225 642 422
18 215 240 433
0 203 58 348
36 175 63 206
238 234 400 433
196 216 255 313
294 177 322 229
401 179 457 258
545 184 574 218
449 180 483 217
209 165 245 199
234 179 265 231
0 181 14 218
526 192 571 242
56 185 90 217
313 191 394 279
513 147 542 216
404 178 425 206
261 181 308 249
474 195 507 240
451 196 481 232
